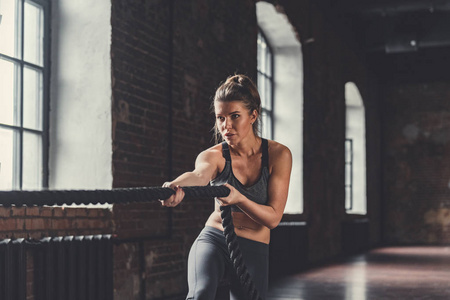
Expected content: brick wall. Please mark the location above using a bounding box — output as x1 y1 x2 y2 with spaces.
0 206 112 239
382 81 450 244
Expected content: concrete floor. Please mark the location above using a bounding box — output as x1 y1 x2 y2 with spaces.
267 246 450 300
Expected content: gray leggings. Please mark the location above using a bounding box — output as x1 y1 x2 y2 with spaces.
186 226 269 300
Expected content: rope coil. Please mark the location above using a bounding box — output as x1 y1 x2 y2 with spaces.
0 185 262 299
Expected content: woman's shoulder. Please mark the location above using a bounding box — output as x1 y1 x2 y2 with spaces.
266 139 292 159
196 143 224 162
266 139 292 170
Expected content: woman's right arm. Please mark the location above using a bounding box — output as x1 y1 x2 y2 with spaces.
161 148 220 207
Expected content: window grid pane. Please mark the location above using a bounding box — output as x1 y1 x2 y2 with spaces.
0 0 22 59
261 109 272 140
258 73 265 105
24 0 44 66
0 128 16 190
23 65 43 130
265 48 272 77
264 77 272 110
22 131 42 189
0 58 22 126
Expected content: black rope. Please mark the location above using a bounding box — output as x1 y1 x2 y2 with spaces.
0 186 230 207
0 185 262 299
221 206 262 300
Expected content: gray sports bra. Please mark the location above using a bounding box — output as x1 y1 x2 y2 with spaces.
210 139 270 212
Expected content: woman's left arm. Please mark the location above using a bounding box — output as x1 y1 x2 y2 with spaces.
219 143 292 229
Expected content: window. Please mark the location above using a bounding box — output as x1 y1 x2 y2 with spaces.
345 82 366 214
257 30 274 139
345 138 353 210
257 2 303 214
0 0 49 190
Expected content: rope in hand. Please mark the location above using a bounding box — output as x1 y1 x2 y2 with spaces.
0 185 262 300
0 186 230 207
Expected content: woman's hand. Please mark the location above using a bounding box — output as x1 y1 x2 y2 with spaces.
215 183 243 207
160 182 185 207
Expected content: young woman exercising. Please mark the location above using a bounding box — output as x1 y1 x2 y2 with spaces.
161 74 292 300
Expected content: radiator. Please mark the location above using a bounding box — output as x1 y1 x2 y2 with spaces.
0 234 113 300
0 238 27 300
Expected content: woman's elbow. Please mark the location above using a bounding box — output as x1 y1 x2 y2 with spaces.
267 216 282 230
267 223 277 230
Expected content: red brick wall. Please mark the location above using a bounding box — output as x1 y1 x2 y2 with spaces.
0 206 112 239
382 81 450 244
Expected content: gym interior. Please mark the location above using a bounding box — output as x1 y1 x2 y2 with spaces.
0 0 449 299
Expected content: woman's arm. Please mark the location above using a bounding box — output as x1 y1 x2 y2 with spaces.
161 147 221 207
217 143 292 229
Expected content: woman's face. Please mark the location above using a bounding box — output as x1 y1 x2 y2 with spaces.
214 100 257 145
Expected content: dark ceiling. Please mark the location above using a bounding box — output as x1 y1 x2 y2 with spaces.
322 0 450 82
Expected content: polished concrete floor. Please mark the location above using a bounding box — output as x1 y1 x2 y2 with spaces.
267 246 450 300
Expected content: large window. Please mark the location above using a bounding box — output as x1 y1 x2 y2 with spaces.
257 2 303 214
0 0 49 190
345 82 367 214
257 30 274 139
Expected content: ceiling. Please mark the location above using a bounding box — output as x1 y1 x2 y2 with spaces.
322 0 450 81
336 0 450 53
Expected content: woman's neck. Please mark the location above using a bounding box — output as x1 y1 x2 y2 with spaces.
229 135 261 157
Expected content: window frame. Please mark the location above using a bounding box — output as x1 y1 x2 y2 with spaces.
0 0 50 189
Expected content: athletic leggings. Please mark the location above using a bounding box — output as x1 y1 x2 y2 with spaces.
186 226 269 300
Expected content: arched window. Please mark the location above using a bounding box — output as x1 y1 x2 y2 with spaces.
257 2 303 214
345 82 367 214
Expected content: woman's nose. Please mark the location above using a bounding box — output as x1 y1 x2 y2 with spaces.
224 118 232 129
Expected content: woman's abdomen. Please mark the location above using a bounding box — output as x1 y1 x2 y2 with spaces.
205 210 270 244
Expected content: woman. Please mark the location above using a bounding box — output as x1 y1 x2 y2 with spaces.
161 74 292 300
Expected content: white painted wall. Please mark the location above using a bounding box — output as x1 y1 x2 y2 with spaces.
257 2 303 213
49 1 112 189
273 46 303 214
345 82 367 214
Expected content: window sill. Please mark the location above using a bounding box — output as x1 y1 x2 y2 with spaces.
280 213 307 225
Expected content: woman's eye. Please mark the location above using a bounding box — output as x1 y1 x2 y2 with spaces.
232 114 240 119
216 116 224 121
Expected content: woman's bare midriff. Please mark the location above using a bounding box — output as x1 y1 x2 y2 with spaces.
205 205 270 244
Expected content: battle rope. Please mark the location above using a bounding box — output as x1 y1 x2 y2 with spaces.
221 206 262 300
0 186 230 207
0 186 262 300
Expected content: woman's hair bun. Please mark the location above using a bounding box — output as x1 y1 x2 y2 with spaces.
228 75 242 84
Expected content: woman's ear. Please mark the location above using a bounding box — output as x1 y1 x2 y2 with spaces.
250 109 258 122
